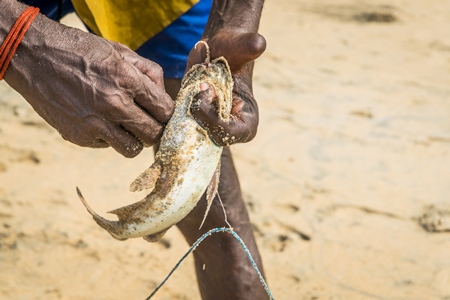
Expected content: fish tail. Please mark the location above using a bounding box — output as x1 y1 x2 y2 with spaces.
76 187 126 240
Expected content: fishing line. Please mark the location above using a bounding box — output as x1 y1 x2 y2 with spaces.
217 193 232 228
145 227 275 300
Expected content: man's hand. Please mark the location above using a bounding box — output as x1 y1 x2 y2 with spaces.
2 2 173 158
187 29 266 146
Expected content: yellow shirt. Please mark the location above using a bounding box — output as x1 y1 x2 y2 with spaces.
71 0 198 50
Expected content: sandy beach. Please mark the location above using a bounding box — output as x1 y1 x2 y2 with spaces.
1 0 450 299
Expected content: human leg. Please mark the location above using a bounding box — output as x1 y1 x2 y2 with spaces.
165 78 269 300
177 147 268 299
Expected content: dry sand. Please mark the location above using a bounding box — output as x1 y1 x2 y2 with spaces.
1 0 450 299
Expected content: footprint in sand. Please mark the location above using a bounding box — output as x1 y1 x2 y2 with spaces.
418 205 450 233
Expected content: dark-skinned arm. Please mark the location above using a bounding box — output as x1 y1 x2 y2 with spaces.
0 0 174 158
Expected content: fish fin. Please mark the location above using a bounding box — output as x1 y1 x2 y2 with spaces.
107 199 147 221
199 161 221 229
143 227 170 243
129 162 162 192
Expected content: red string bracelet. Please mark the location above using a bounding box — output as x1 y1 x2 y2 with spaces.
0 6 40 80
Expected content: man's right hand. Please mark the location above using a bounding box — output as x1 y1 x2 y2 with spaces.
2 1 173 158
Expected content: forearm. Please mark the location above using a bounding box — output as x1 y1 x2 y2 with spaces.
205 0 265 36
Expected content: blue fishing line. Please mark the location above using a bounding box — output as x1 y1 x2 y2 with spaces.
145 227 275 300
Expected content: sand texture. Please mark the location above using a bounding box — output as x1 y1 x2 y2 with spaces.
1 0 450 299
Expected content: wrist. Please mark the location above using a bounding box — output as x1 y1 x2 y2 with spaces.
0 0 28 41
1 3 65 86
0 5 41 80
0 0 43 83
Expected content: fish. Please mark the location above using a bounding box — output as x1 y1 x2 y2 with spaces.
77 42 233 242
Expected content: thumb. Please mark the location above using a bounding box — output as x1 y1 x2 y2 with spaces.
187 32 266 72
209 32 266 72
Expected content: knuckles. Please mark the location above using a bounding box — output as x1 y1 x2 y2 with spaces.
152 64 164 82
159 102 175 123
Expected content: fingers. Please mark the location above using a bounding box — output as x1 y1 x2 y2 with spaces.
133 73 174 123
118 104 164 147
88 54 170 154
190 84 259 146
101 48 173 150
63 117 144 158
210 32 266 72
59 132 109 149
89 118 144 158
101 124 144 158
188 32 266 72
120 48 165 88
121 66 172 144
96 87 165 148
115 43 174 123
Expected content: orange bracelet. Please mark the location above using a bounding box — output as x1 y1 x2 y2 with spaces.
0 6 40 80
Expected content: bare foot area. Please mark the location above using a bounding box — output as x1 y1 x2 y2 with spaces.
1 0 450 299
